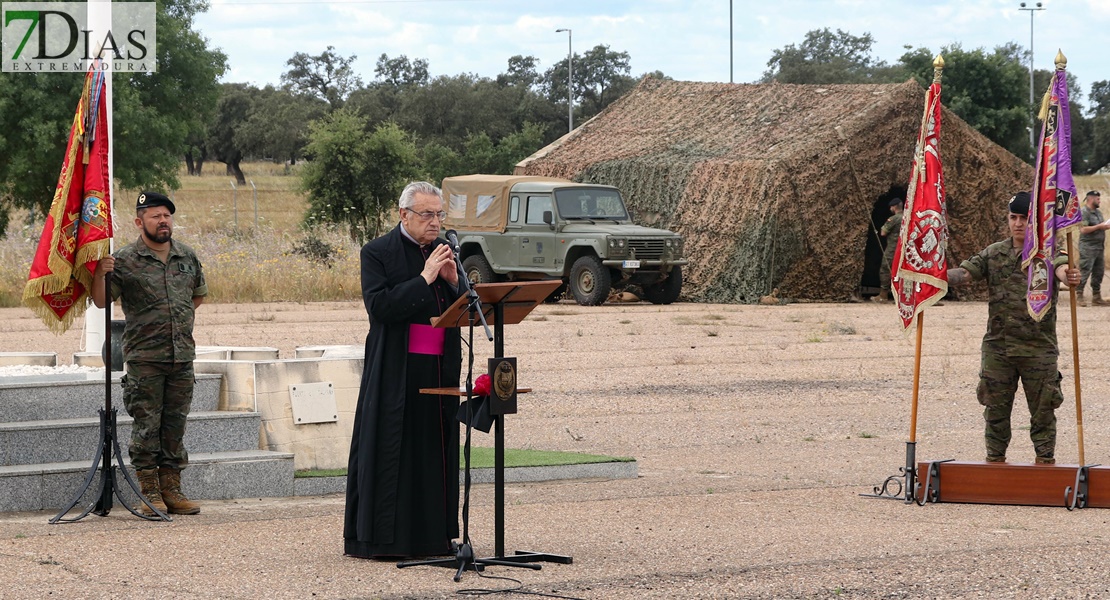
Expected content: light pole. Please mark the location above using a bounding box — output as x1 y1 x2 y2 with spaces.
1019 1 1045 150
556 28 573 133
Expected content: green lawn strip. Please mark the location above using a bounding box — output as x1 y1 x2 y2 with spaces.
295 448 633 478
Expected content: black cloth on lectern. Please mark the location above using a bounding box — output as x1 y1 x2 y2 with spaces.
344 224 462 559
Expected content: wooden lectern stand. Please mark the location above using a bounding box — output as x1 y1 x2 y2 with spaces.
424 280 572 571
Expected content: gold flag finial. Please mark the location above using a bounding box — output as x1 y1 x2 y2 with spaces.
1055 50 1067 70
932 54 944 84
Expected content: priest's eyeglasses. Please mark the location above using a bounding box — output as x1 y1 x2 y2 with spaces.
405 208 447 221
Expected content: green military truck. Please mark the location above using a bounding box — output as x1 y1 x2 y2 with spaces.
442 174 686 305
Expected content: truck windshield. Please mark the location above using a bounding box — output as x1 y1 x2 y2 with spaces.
555 189 628 220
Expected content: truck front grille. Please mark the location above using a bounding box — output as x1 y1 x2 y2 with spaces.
628 239 665 261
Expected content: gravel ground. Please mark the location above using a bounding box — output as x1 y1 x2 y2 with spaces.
2 298 1110 599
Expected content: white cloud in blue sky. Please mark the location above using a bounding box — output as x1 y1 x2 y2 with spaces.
195 0 1110 101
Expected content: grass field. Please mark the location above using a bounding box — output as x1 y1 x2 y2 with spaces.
294 447 635 477
0 161 363 306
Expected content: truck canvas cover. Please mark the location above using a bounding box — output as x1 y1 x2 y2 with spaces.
442 174 573 233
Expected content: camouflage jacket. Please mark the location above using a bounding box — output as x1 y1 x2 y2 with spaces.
109 237 207 363
1080 206 1105 249
881 213 903 242
961 237 1065 357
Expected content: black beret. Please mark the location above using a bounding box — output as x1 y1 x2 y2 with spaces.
1009 191 1031 215
1087 190 1101 197
136 191 175 214
888 197 903 208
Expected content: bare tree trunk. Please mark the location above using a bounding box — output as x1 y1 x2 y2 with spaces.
230 159 246 185
185 151 196 176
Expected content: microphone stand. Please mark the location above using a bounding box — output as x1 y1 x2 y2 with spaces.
450 239 492 342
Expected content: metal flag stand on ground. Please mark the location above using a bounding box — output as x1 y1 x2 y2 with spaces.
51 277 170 523
862 55 951 504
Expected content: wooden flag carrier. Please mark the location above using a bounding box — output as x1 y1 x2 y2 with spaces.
400 280 571 578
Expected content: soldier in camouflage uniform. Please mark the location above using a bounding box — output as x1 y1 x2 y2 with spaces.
946 191 1080 464
92 191 207 515
874 197 904 302
1078 190 1108 305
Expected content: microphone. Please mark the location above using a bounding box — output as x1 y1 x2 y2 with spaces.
444 229 461 253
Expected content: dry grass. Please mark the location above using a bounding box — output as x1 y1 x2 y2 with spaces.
1 161 362 306
125 162 310 233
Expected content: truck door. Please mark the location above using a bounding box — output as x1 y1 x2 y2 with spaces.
519 194 556 272
489 194 521 267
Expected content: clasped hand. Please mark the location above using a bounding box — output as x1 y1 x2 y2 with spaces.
421 243 459 286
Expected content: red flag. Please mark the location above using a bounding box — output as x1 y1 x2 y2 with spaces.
22 66 112 334
893 59 948 331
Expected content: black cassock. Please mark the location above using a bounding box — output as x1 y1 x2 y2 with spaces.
344 224 462 558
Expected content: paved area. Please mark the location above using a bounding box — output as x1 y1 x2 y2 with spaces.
3 299 1110 598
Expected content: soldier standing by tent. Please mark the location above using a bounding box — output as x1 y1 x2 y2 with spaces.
1078 190 1109 305
873 197 904 302
946 191 1080 464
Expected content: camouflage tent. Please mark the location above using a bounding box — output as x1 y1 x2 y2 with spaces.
515 77 1033 303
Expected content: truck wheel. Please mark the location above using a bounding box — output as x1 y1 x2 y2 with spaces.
544 282 567 303
642 266 683 305
569 256 612 306
463 255 496 286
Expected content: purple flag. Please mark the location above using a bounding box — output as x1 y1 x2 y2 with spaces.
1022 57 1079 322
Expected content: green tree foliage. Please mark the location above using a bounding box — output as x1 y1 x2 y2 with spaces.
207 83 255 184
0 0 226 237
1088 81 1110 172
374 54 430 87
281 46 361 110
300 111 419 242
237 85 328 165
541 45 638 125
497 55 540 88
761 28 898 84
901 43 1033 161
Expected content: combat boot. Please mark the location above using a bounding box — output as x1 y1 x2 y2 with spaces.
871 290 891 303
158 467 201 514
1092 293 1106 306
134 468 167 516
1035 456 1056 465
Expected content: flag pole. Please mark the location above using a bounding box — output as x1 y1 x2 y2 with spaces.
862 55 947 504
84 0 114 355
1067 232 1084 464
903 313 925 501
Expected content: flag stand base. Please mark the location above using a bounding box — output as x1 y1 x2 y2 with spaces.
49 408 171 523
909 461 1107 510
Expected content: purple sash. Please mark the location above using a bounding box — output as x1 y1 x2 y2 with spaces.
408 324 445 355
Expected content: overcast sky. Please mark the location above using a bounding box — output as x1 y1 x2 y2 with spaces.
195 0 1110 104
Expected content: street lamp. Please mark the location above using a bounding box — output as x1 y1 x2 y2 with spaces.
1019 1 1045 150
556 28 573 133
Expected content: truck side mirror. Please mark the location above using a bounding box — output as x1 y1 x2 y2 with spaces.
543 210 554 229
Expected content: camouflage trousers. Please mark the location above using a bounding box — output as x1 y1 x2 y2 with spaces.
879 243 897 293
122 361 194 471
977 350 1063 461
1079 246 1104 295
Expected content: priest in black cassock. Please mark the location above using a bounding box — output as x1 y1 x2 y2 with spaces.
344 181 463 559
